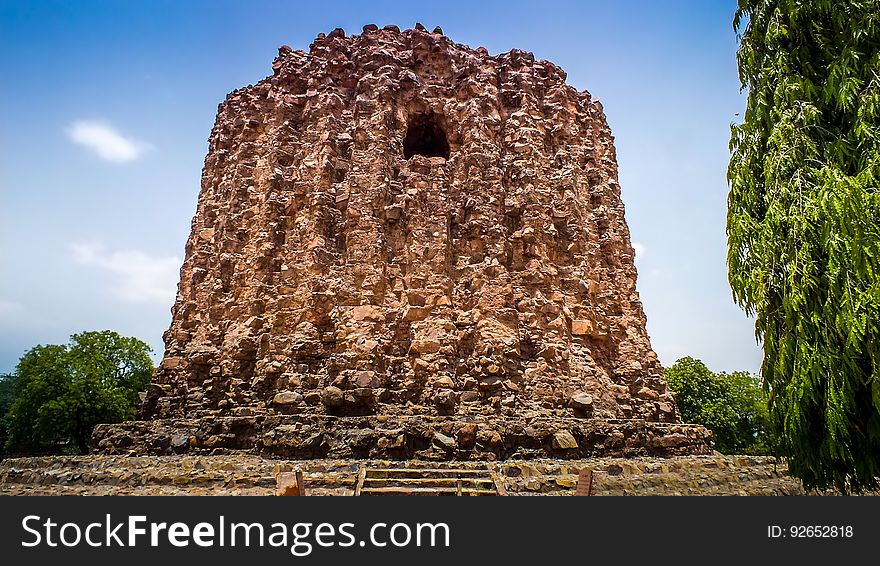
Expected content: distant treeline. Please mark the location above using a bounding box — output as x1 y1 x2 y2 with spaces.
665 357 771 455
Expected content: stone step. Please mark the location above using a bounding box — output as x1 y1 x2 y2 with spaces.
360 486 497 496
363 477 495 488
366 467 489 477
357 466 500 496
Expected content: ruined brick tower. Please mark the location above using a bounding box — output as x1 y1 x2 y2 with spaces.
93 25 711 458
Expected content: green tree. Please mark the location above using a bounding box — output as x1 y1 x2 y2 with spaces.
0 373 19 458
665 357 771 455
5 331 153 454
728 1 880 492
718 370 772 455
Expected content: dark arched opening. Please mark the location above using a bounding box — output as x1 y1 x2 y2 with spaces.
403 112 450 159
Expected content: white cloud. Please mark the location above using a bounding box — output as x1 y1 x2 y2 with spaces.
66 120 151 162
632 241 647 261
70 242 180 304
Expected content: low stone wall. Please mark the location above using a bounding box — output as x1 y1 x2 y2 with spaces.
0 455 357 496
91 415 712 460
498 456 801 495
0 454 807 496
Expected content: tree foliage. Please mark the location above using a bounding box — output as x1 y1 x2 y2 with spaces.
0 373 18 458
5 331 153 454
666 357 771 455
728 0 880 491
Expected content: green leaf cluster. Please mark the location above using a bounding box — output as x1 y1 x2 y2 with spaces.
729 0 880 491
0 373 18 457
4 331 153 455
665 357 771 455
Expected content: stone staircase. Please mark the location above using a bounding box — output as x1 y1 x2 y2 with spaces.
355 466 503 496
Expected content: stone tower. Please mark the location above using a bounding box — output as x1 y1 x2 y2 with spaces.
94 25 711 459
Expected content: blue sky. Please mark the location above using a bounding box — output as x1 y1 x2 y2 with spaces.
0 0 760 374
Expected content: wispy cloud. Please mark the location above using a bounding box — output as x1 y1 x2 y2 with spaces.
70 242 180 304
66 120 151 162
632 241 647 262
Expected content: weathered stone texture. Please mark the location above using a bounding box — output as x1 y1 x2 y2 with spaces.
142 25 677 427
91 416 711 460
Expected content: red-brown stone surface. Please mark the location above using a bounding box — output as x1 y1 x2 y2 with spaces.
142 25 679 427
